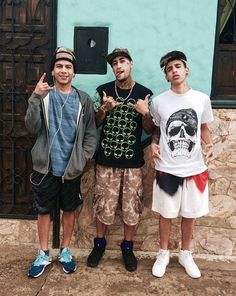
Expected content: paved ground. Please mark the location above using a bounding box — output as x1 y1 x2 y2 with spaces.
0 245 236 296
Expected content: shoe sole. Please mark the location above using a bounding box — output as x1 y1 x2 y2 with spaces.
152 258 169 278
152 270 165 278
28 262 52 278
123 259 137 272
62 266 77 274
125 266 137 272
152 265 168 278
178 260 201 279
87 262 99 268
87 252 105 268
59 261 77 274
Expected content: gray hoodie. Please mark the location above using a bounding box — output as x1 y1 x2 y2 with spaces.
25 87 97 180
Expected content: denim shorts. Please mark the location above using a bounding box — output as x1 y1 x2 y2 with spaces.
31 171 83 214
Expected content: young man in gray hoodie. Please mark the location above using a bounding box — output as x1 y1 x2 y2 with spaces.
25 47 97 278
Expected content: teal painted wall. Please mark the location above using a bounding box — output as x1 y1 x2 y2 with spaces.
58 0 218 98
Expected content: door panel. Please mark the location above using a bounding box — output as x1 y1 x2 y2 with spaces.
0 0 57 217
214 47 236 96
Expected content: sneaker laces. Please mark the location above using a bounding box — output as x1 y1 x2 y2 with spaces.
183 250 196 265
59 248 72 263
33 251 50 266
156 250 168 264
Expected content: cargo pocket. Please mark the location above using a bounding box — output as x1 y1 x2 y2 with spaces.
134 188 144 215
93 191 105 219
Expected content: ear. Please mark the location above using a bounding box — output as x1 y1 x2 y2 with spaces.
165 74 170 82
52 71 54 77
185 67 189 76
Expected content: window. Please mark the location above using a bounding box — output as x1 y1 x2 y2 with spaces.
211 0 236 108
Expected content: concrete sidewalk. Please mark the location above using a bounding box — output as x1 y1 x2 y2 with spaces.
0 245 236 296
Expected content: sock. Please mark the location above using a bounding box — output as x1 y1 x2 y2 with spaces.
42 250 50 256
95 237 106 248
121 240 133 249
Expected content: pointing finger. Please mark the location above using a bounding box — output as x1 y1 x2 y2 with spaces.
145 94 150 101
39 72 46 83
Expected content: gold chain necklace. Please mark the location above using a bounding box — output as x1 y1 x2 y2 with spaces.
115 81 135 101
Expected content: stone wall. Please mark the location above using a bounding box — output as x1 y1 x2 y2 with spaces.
0 110 235 256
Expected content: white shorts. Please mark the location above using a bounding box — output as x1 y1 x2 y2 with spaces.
152 175 209 219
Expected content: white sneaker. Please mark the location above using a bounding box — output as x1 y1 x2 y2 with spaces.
178 250 201 278
152 249 170 278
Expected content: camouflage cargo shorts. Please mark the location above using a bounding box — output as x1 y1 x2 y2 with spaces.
93 164 143 226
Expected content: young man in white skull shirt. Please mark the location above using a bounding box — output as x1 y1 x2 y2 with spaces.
150 51 213 279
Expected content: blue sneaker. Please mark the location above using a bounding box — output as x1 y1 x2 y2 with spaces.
28 250 52 278
58 247 77 273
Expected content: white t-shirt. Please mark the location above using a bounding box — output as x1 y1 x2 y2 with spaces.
150 88 214 177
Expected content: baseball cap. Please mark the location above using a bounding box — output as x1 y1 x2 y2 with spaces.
51 47 77 73
106 48 132 65
160 50 187 72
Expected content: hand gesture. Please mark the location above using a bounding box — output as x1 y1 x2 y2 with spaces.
133 94 150 116
34 73 53 96
101 91 121 111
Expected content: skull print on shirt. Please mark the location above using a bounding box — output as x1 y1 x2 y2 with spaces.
166 108 198 158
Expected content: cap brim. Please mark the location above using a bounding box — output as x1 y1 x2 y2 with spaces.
52 57 77 73
106 52 132 64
